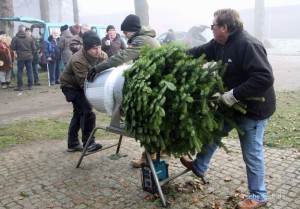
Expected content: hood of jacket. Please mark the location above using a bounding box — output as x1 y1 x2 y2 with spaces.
128 26 156 43
16 31 26 38
61 30 73 38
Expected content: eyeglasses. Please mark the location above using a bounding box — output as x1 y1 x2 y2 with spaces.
211 24 220 30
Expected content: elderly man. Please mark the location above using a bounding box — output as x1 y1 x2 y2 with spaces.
60 30 108 153
180 8 276 209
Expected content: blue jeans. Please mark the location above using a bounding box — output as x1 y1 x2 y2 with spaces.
32 60 39 84
17 60 33 88
192 116 268 202
48 60 60 84
61 87 96 148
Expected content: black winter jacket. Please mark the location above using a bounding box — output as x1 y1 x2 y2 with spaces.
188 28 276 120
10 31 36 61
101 34 126 57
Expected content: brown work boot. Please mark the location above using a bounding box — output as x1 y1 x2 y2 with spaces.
130 151 156 168
236 198 267 209
180 156 203 178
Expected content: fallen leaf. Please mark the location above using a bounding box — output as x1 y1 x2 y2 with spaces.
214 202 223 209
190 196 199 204
224 177 232 182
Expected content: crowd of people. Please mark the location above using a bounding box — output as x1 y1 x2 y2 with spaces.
0 22 126 90
0 9 276 209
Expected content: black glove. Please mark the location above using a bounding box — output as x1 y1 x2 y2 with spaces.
87 67 97 82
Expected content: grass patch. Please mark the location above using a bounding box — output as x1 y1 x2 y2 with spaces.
227 90 300 151
1 90 299 151
0 117 115 149
264 90 300 151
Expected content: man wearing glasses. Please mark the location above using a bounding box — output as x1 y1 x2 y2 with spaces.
180 8 276 209
69 24 92 54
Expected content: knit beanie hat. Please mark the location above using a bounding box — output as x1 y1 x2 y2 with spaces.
83 30 101 50
0 31 6 35
60 24 69 32
106 25 115 32
121 14 141 32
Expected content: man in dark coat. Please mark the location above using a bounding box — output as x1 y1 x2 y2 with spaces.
180 9 276 209
10 24 36 91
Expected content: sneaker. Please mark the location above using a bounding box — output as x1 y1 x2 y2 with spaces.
2 85 7 89
14 87 23 91
55 81 60 84
236 198 267 209
67 144 83 152
86 143 102 153
34 83 41 86
50 83 55 86
180 156 204 178
28 86 33 90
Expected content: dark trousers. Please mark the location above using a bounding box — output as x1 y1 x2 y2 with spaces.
17 60 33 88
32 60 39 84
61 87 96 148
48 60 60 84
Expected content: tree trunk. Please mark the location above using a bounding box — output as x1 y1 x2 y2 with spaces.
72 0 79 24
254 0 265 43
58 0 62 23
0 0 14 37
40 0 50 22
134 0 149 26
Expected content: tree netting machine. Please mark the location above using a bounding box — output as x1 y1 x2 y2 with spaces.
75 65 206 207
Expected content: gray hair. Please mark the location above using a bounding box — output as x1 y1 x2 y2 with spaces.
214 9 243 32
18 24 26 32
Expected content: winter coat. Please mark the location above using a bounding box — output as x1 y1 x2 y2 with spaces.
58 30 73 63
60 48 108 90
94 26 160 73
44 36 61 61
69 33 83 54
10 31 36 61
188 28 276 120
101 33 126 57
0 41 12 72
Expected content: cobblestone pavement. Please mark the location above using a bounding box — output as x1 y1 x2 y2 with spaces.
0 136 299 209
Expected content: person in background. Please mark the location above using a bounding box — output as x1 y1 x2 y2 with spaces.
58 24 73 67
101 25 126 57
70 24 80 36
179 9 276 209
25 27 40 85
60 30 108 153
163 28 175 45
0 31 14 89
10 24 36 91
44 30 61 85
87 14 161 167
69 24 91 54
3 34 15 79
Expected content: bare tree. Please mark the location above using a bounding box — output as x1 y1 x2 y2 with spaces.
72 0 79 23
0 0 14 37
58 0 62 22
254 0 265 43
134 0 149 26
39 0 50 22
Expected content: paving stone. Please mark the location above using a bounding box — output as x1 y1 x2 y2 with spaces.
0 138 298 208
